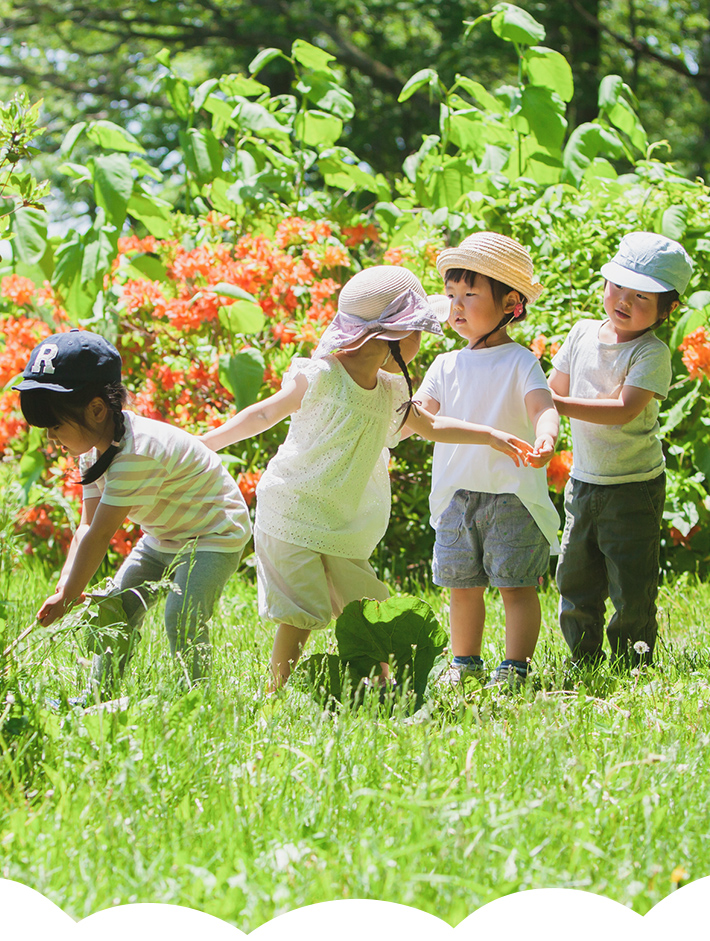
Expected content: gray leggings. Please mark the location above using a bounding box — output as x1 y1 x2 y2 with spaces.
91 536 241 687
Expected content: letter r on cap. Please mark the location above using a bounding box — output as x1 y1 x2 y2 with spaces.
31 343 59 375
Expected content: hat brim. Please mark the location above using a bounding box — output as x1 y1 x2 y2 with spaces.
12 378 76 393
600 261 675 293
436 247 544 303
427 294 452 323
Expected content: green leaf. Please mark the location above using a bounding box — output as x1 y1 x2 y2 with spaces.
86 120 145 154
92 153 134 228
218 349 265 410
18 428 46 500
180 128 224 185
398 68 440 103
296 75 355 120
671 308 707 352
661 205 688 241
335 595 447 705
248 48 287 76
10 207 47 265
598 75 624 110
453 76 506 114
193 79 220 112
126 253 167 281
60 122 87 156
219 74 270 99
425 156 479 210
291 39 336 73
294 110 343 147
164 76 192 121
687 291 710 311
659 386 700 437
217 300 265 335
491 3 546 45
524 47 574 102
126 192 173 239
517 85 567 151
232 101 289 139
58 162 92 184
562 123 623 187
212 282 257 303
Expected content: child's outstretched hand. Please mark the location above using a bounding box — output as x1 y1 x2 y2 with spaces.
526 435 556 468
37 589 82 627
489 431 534 467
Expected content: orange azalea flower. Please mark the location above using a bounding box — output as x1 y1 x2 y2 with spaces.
342 223 379 247
199 211 232 230
530 334 546 359
275 217 306 248
669 524 700 548
55 455 83 500
306 220 332 243
118 234 159 255
0 315 52 387
679 327 710 381
1 274 36 307
237 470 262 507
547 450 573 493
550 341 560 357
122 279 168 317
383 247 405 265
263 364 282 390
272 322 298 346
310 278 340 303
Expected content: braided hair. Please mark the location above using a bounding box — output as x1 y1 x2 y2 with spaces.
388 339 420 432
19 382 129 485
445 267 528 349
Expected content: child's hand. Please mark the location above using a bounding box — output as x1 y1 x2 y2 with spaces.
37 589 78 627
527 435 556 468
489 431 534 467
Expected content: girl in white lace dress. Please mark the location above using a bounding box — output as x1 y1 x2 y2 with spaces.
203 266 532 689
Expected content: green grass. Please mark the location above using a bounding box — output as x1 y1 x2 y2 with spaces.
1 565 708 929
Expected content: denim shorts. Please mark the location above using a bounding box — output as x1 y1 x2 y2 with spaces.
432 489 550 589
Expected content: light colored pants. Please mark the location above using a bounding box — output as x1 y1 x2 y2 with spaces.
90 536 241 687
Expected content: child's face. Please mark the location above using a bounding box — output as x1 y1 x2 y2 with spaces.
445 274 507 347
603 280 663 340
46 399 109 456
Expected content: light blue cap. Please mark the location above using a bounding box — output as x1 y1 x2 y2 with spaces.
600 231 693 294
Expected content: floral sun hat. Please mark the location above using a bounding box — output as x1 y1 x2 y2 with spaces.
436 231 544 304
313 265 443 358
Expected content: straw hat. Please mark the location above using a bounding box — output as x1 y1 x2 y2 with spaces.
313 266 442 358
427 294 452 324
436 232 544 304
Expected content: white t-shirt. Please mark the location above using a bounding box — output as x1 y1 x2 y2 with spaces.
552 319 671 484
417 342 560 546
255 355 408 559
81 411 251 554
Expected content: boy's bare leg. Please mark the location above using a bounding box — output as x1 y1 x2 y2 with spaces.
269 623 311 691
499 586 540 663
449 586 486 656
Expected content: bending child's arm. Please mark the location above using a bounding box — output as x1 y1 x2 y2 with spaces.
549 368 655 425
404 403 533 467
37 500 129 627
201 372 308 452
525 387 559 468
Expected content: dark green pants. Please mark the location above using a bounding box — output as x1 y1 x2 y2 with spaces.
556 473 665 665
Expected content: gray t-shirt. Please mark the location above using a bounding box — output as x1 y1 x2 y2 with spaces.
552 319 671 484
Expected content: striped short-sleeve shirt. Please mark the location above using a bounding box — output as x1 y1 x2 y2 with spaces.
81 411 251 554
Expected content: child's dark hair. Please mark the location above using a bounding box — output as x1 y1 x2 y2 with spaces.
657 289 679 321
445 267 528 349
20 382 129 485
388 339 417 430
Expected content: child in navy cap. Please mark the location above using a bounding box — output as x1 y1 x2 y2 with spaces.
549 232 694 667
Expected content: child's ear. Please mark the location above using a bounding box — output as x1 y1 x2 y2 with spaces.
657 299 680 325
503 290 521 313
87 397 109 422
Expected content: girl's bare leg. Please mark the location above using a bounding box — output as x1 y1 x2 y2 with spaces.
499 586 540 662
269 623 311 691
449 587 486 656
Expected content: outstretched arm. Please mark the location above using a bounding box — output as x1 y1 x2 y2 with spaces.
525 387 559 468
38 500 129 626
201 373 308 452
548 368 655 425
404 403 533 466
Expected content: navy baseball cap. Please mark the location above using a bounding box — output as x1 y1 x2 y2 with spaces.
13 329 122 393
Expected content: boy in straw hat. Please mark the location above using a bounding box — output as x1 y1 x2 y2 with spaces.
202 265 533 690
549 232 693 668
415 232 560 690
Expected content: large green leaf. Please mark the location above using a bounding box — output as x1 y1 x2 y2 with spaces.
291 39 336 73
218 348 266 411
661 205 688 241
562 123 623 187
294 110 343 147
164 76 192 121
86 120 145 154
92 153 133 228
524 47 574 102
220 74 270 99
296 74 355 120
248 47 287 76
424 156 479 210
217 300 265 335
10 207 47 265
398 68 439 103
491 3 546 45
212 282 257 303
318 154 382 193
670 307 707 352
517 86 567 152
127 192 173 239
453 76 506 114
180 128 224 185
232 101 289 139
60 122 87 156
335 595 447 703
125 253 168 282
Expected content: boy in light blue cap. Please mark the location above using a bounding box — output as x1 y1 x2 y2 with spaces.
548 231 694 667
